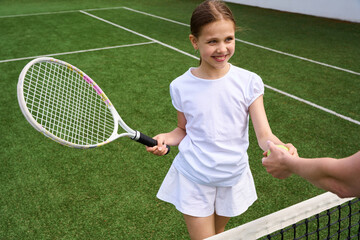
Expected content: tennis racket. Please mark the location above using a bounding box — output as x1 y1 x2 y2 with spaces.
17 57 170 153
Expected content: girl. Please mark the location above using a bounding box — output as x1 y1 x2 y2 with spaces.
147 0 297 239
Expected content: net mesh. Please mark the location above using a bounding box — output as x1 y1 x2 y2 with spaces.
22 61 114 146
207 192 359 240
261 198 360 240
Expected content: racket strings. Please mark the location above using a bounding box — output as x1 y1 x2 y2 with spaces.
58 63 114 144
23 61 114 146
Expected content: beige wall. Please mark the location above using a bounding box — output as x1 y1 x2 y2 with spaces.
225 0 360 23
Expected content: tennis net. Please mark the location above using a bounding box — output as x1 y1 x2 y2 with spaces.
206 192 359 240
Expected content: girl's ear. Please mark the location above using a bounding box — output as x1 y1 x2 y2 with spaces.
189 34 198 50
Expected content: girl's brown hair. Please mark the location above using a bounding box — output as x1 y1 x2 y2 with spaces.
190 0 236 38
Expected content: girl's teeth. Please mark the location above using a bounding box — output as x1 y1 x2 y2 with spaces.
214 56 225 61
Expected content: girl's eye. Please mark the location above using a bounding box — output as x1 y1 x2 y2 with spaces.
208 40 217 44
226 37 234 42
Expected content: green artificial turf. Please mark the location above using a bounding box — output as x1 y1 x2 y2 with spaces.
1 1 359 239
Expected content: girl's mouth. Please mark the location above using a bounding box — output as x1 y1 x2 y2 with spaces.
213 55 227 62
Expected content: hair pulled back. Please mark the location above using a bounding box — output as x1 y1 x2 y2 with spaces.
190 0 236 38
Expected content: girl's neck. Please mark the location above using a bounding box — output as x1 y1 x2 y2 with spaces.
191 63 231 80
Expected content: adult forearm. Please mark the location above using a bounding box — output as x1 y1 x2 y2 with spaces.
287 157 329 180
286 157 342 193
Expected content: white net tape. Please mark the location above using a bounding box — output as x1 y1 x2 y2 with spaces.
207 192 357 240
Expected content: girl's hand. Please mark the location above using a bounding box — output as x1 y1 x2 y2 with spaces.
262 143 298 158
262 141 294 179
146 134 169 156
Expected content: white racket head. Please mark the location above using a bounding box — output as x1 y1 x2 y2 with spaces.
17 57 132 149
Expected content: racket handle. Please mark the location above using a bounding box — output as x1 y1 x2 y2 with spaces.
134 131 170 155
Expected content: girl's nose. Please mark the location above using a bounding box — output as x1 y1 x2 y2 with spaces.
217 43 227 53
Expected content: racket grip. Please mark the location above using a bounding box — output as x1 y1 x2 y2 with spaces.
135 131 170 155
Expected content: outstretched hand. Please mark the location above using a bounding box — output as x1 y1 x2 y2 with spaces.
262 141 296 179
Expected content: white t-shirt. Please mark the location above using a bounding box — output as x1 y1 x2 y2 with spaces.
170 64 264 187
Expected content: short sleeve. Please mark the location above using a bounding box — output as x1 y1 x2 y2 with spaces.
246 73 264 107
170 82 182 112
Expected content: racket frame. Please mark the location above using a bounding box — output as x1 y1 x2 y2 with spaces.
17 57 167 151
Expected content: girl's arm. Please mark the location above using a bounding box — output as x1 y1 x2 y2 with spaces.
146 111 187 156
249 95 297 155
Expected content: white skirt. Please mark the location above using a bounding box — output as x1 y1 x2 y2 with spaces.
157 164 257 217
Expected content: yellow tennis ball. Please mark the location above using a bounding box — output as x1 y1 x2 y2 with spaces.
267 145 289 157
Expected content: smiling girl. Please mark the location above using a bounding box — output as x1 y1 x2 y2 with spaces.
146 1 297 239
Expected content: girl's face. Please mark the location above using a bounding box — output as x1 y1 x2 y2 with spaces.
190 19 235 77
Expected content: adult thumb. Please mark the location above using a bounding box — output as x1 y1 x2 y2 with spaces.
267 140 275 151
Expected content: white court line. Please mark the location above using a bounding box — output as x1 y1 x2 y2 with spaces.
236 39 360 76
79 11 198 61
0 42 155 63
2 6 358 76
122 7 189 27
0 6 125 18
0 10 81 18
80 10 360 126
123 7 360 76
265 85 360 125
